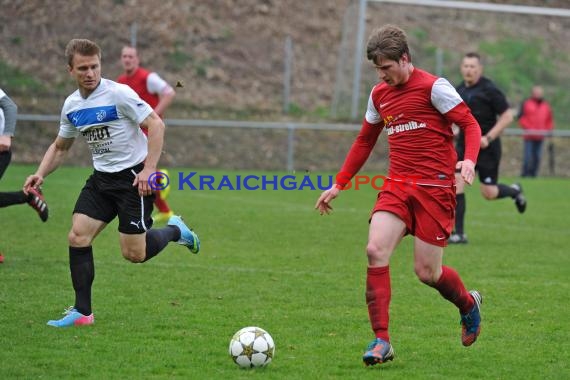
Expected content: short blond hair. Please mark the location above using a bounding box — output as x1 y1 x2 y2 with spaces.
65 39 101 67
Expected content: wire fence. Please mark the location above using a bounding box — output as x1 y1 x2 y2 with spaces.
13 114 570 178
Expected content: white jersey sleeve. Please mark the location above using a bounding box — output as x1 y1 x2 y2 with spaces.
116 84 154 124
431 78 463 114
59 94 81 139
147 72 174 95
365 88 382 125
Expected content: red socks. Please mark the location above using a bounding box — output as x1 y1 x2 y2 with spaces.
433 266 474 314
366 266 391 342
153 190 171 213
366 265 474 342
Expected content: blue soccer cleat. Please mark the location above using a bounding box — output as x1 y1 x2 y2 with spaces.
461 290 482 346
362 338 395 366
47 306 94 327
167 215 200 254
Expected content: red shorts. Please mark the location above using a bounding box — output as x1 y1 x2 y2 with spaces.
371 182 456 247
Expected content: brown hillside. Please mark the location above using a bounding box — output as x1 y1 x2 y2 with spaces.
2 0 569 116
1 0 569 175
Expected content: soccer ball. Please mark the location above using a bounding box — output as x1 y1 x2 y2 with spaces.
229 326 275 368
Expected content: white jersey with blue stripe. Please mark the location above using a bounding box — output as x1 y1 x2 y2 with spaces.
59 78 153 173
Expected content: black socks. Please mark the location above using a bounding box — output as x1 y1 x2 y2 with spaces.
143 226 180 262
69 246 95 316
0 191 27 207
497 184 519 199
68 226 182 316
455 193 466 235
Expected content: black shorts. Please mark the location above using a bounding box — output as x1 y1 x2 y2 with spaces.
0 150 12 180
456 140 502 185
73 162 155 234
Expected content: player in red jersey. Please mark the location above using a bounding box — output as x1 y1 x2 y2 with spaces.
315 25 483 366
118 46 176 223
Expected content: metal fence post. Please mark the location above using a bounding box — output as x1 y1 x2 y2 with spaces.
548 140 555 175
350 0 367 120
283 36 292 114
435 47 443 77
287 124 295 171
130 22 137 48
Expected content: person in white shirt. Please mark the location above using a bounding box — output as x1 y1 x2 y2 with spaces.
23 39 200 327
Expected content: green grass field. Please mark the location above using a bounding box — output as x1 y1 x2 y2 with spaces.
1 165 568 379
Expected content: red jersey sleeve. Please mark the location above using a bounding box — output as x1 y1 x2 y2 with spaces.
445 102 481 163
335 119 383 188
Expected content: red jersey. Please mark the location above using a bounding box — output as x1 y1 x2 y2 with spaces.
117 67 161 136
338 68 480 186
518 97 554 141
117 67 159 110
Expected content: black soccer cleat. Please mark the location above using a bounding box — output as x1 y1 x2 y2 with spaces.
27 187 49 222
511 183 526 214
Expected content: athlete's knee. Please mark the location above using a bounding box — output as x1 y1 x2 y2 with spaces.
481 189 495 200
121 247 145 263
480 182 498 200
366 242 390 264
68 228 91 247
414 264 439 285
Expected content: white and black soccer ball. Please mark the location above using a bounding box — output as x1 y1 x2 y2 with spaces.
229 326 275 368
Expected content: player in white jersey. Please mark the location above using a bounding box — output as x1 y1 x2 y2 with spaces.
23 39 200 327
59 78 151 172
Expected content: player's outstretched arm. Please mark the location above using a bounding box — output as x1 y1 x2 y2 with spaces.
0 135 11 152
154 85 175 117
24 136 74 192
456 159 476 186
315 186 341 215
135 111 165 196
484 108 513 147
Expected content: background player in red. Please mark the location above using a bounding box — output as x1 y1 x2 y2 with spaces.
518 85 554 177
315 25 483 366
118 46 176 223
449 52 526 244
